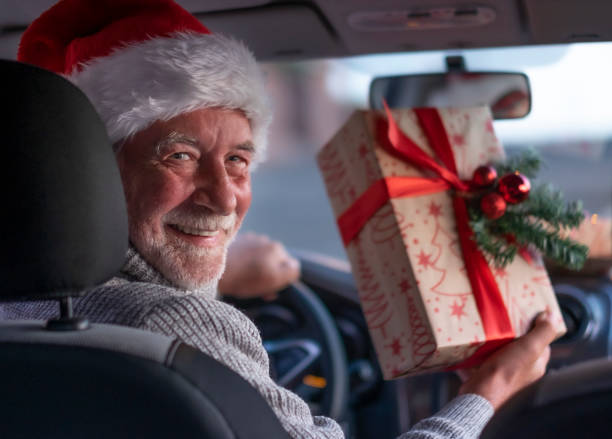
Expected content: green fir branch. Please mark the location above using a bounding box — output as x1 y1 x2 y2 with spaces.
492 212 588 270
494 149 541 179
469 206 518 267
508 184 585 229
468 149 588 270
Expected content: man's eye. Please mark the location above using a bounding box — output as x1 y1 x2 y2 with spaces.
228 155 248 166
170 152 191 161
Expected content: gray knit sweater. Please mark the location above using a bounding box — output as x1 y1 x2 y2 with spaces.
1 248 493 438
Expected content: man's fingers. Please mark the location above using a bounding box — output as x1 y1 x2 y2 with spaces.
255 257 300 300
513 311 557 361
456 367 475 383
221 233 303 297
283 256 300 274
276 257 301 286
270 241 285 255
262 292 279 301
530 311 558 345
458 311 557 409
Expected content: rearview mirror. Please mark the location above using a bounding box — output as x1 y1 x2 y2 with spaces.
370 72 531 119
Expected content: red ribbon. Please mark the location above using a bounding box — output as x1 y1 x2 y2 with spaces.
338 103 515 368
338 177 452 246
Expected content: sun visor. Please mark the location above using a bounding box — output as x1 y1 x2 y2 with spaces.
198 4 342 61
525 0 612 43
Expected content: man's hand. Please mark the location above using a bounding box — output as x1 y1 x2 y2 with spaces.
219 233 301 300
458 311 557 410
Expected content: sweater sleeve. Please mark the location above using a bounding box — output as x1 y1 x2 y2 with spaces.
397 394 494 439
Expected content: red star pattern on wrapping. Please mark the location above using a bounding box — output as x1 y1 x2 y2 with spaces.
452 134 465 146
390 366 403 377
450 300 467 319
417 250 434 269
494 267 507 278
485 119 494 133
398 279 411 293
358 144 368 157
386 338 403 356
428 201 442 218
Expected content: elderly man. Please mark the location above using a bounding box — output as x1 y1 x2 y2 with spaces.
5 0 557 438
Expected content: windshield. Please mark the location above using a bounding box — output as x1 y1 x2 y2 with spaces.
243 42 612 260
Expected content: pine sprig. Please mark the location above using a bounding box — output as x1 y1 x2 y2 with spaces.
508 184 585 230
469 212 517 267
494 148 541 179
468 150 589 270
492 212 588 270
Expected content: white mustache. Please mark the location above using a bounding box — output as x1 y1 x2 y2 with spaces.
164 210 237 232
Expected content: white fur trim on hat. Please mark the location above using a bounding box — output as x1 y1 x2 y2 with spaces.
68 32 272 164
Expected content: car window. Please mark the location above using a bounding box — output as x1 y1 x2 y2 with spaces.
243 42 612 260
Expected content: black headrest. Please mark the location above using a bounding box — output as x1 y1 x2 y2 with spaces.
0 60 128 301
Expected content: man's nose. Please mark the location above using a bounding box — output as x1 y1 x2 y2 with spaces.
191 162 237 215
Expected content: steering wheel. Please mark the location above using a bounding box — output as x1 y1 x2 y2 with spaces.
228 282 349 420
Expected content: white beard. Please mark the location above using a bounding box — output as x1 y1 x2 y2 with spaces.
150 240 229 291
130 209 239 292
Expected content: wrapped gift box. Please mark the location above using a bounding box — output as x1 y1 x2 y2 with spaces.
317 106 566 378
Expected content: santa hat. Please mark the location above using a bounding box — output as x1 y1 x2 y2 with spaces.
18 0 271 163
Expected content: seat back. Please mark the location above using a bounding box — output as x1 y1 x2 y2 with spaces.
0 60 289 439
0 321 289 438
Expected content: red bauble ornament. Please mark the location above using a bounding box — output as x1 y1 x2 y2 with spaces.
480 193 507 219
472 165 498 187
498 173 531 204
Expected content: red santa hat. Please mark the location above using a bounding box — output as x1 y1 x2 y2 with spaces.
18 0 271 162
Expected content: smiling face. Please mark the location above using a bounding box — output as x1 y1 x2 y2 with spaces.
116 108 254 291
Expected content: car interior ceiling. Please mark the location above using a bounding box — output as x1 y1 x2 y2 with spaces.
1 1 612 60
1 1 612 439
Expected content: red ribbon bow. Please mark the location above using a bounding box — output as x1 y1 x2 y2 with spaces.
338 103 515 368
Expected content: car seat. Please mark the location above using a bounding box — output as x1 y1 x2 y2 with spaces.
0 59 289 439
